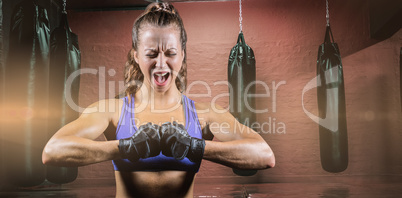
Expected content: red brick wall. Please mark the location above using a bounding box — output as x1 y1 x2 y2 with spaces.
67 0 402 182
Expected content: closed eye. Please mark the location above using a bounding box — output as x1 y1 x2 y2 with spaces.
165 49 177 57
166 53 177 57
146 54 158 58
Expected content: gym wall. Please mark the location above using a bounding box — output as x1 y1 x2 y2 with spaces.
66 0 401 183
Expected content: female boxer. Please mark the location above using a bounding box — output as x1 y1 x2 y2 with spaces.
42 3 275 197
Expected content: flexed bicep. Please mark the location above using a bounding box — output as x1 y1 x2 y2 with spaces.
207 103 261 142
42 99 122 166
198 102 275 169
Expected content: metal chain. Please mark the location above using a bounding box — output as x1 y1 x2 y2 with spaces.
239 0 243 32
326 0 330 26
63 0 67 14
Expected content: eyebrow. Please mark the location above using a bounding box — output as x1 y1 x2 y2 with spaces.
145 48 177 51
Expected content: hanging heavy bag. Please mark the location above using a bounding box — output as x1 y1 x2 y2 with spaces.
316 25 348 173
228 32 258 176
4 0 49 187
46 13 80 184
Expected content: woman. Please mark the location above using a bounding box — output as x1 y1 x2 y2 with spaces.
42 2 275 198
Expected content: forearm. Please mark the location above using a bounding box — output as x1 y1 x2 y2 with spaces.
42 136 120 167
203 139 275 169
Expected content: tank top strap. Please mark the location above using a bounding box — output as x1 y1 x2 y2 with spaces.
182 95 201 137
129 95 137 132
182 95 190 130
116 95 137 138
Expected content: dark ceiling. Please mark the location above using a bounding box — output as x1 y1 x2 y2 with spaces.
66 0 150 10
66 0 236 10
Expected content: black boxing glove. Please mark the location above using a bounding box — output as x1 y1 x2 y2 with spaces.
160 121 205 163
118 122 161 162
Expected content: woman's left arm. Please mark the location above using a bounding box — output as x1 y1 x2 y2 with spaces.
199 103 275 170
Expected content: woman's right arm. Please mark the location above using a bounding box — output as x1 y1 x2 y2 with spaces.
42 99 121 167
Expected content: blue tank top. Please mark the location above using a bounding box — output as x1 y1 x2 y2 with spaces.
112 94 203 172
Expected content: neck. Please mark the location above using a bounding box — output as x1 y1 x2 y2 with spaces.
135 84 182 109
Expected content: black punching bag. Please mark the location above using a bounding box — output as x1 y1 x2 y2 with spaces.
46 13 80 184
4 0 49 187
316 25 348 173
228 32 258 176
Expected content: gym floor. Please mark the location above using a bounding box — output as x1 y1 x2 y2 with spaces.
1 176 401 197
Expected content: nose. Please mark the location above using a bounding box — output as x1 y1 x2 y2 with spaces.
155 53 167 69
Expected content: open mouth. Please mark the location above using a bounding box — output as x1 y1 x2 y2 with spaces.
153 71 170 86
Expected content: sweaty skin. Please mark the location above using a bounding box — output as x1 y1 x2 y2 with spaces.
42 26 275 198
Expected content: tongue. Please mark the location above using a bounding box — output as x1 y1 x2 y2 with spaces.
156 75 166 84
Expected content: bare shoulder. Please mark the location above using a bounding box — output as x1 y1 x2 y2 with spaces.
192 102 209 128
193 101 229 123
81 98 124 126
193 101 210 112
82 98 123 113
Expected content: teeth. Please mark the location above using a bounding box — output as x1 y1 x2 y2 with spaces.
155 73 168 77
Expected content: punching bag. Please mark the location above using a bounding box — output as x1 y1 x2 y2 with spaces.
228 32 258 176
316 25 348 173
4 0 50 186
46 13 80 184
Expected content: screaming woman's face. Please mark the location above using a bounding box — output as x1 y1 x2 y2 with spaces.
133 25 184 93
